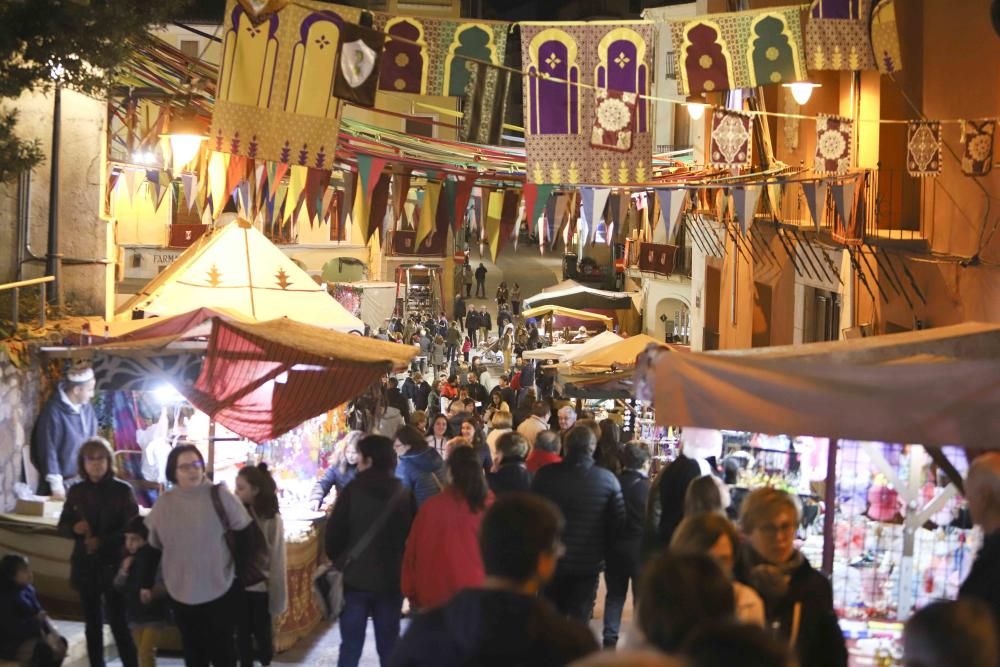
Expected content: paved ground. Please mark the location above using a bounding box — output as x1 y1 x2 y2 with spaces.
458 240 564 324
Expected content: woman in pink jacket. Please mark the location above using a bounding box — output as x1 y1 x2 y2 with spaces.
401 447 493 610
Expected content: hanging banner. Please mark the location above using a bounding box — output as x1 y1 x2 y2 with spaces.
638 242 679 277
906 121 942 177
831 174 865 246
521 21 654 185
654 188 686 244
961 120 995 177
371 14 512 98
416 181 442 249
801 179 829 231
460 59 514 146
211 0 362 167
667 4 807 95
815 114 854 175
710 109 753 168
333 22 386 108
805 0 900 72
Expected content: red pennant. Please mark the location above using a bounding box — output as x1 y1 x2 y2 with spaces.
391 169 412 229
225 156 247 202
521 183 538 236
367 173 392 244
453 171 477 231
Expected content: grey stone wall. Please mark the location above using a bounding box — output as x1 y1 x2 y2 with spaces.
0 350 44 511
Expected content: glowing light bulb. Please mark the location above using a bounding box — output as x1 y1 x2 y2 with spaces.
161 112 206 169
686 102 705 121
784 82 821 105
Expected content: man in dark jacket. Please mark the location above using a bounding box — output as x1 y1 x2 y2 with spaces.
961 452 1000 634
326 435 416 667
411 372 432 412
465 373 489 408
603 442 651 647
30 365 98 497
385 378 411 425
478 306 492 343
530 426 625 623
474 263 487 298
454 294 467 331
655 446 703 548
465 309 480 347
496 307 512 337
388 493 598 666
487 433 532 496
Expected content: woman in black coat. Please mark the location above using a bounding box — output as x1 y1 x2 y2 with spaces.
736 488 847 667
57 437 139 667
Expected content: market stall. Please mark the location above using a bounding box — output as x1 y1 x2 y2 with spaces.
635 322 1000 654
522 280 640 333
31 311 416 650
521 305 614 341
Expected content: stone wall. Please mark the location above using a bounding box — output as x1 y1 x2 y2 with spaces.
0 349 45 512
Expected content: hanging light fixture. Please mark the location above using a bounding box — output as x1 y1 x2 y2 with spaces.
161 109 207 169
684 95 706 121
783 81 822 105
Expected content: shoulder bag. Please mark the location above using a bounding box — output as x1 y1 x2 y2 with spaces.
211 483 267 587
315 484 408 620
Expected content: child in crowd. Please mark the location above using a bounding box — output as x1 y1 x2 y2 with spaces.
0 554 67 667
234 464 287 667
114 517 169 667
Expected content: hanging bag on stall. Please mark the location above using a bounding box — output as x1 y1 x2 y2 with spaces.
314 485 407 620
211 483 268 587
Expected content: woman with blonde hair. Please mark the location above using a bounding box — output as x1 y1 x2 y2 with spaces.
670 513 764 626
310 431 362 511
735 488 846 667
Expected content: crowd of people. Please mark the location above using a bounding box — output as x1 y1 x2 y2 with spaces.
2 296 1000 667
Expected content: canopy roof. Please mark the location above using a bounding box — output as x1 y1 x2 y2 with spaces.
560 331 624 363
523 280 637 311
117 220 364 332
522 304 614 325
641 323 1000 448
567 333 672 372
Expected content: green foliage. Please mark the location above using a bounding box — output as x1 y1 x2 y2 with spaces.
0 109 44 184
0 0 193 182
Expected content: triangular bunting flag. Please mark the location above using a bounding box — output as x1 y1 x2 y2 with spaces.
440 179 458 232
731 185 763 235
272 182 289 225
225 155 247 201
145 169 161 207
767 182 783 221
522 183 538 237
541 191 558 251
356 154 388 201
453 172 477 231
305 168 331 227
801 180 829 231
207 152 229 218
577 188 596 256
499 189 522 258
287 165 308 223
654 188 686 244
485 190 505 263
416 181 442 249
367 173 392 244
339 169 356 234
587 188 612 246
180 172 197 214
831 176 861 230
391 169 412 227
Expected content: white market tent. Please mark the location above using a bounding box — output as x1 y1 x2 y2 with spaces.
639 322 1000 449
560 331 624 363
117 219 364 333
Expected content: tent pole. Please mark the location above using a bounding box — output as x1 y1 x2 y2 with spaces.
208 420 217 479
821 438 839 577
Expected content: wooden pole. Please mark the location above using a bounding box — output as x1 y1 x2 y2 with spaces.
821 438 839 577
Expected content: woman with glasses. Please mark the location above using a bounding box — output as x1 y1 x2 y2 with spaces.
735 488 847 667
144 443 251 666
57 437 139 667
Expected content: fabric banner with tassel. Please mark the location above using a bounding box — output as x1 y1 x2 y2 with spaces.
906 121 942 177
460 60 514 146
961 120 995 177
815 114 853 175
710 110 753 168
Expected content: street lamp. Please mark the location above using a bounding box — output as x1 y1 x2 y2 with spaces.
784 81 822 106
684 95 706 121
161 109 207 170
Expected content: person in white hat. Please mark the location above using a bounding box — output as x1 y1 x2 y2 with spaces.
29 364 97 498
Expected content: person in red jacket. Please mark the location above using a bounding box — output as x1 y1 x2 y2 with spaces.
401 447 493 611
526 430 563 474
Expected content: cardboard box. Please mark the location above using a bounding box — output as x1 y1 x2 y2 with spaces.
14 498 64 518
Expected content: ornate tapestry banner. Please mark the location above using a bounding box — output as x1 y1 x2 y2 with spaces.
805 0 900 73
333 22 386 108
666 4 806 95
815 114 854 175
710 109 753 168
521 21 655 185
906 121 942 177
211 0 362 167
371 13 511 98
638 242 679 277
961 120 996 177
460 60 514 146
591 89 637 152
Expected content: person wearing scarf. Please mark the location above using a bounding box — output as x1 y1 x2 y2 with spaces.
735 488 847 667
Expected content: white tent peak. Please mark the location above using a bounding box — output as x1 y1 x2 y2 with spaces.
117 220 364 332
